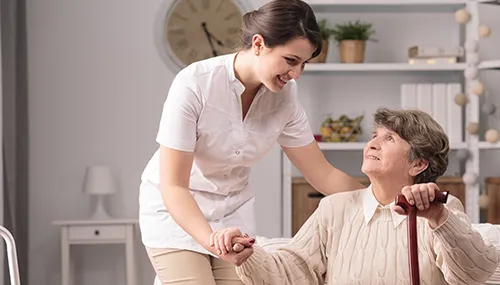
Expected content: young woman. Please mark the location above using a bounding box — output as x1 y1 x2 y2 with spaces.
139 0 390 284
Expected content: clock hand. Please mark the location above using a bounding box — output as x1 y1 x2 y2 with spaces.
201 22 218 57
206 31 225 47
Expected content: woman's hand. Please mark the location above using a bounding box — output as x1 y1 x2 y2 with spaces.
219 236 255 266
207 228 255 266
392 182 449 227
216 244 253 266
209 227 255 255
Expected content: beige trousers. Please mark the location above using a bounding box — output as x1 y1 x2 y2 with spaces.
146 247 245 285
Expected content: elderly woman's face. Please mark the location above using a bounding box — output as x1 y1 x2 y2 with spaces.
361 126 413 178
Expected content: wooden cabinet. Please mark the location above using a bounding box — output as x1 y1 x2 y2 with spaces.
291 176 466 235
486 177 500 224
291 177 323 236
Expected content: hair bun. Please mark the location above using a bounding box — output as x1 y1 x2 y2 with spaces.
239 0 322 58
242 10 258 25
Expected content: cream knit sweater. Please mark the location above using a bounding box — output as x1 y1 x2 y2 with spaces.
236 188 500 285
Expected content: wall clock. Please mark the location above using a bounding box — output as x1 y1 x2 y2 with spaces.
154 0 252 71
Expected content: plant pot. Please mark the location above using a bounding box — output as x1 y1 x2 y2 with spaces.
339 40 366 63
309 39 329 63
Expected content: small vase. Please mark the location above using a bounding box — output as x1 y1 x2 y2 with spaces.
339 40 366 63
309 39 329 63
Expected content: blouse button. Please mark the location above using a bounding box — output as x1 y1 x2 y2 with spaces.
235 150 240 155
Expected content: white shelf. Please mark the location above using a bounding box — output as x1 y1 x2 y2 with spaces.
308 0 470 13
478 0 500 4
304 63 467 72
304 60 500 72
479 141 500 149
318 141 468 150
308 0 498 4
478 60 500 70
318 142 366 150
308 0 499 12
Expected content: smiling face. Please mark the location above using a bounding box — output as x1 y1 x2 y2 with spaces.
251 36 316 93
361 126 428 182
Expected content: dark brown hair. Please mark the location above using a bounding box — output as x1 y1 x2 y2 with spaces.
373 108 449 184
240 0 322 59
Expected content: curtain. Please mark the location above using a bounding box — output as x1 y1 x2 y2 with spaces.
1 0 29 283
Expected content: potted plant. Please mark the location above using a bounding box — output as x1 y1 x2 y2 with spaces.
309 19 334 63
330 20 376 63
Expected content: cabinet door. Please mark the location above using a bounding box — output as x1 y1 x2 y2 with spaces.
291 177 370 235
292 178 322 236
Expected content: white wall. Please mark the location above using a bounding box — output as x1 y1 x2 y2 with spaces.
25 1 500 285
27 1 170 284
26 0 275 285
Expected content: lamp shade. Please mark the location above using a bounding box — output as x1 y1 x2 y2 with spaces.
83 165 116 195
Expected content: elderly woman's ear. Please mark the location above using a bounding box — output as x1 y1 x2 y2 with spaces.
409 159 429 177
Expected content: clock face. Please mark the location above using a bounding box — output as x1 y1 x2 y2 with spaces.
164 0 245 68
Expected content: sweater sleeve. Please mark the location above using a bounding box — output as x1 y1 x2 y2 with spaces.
235 199 330 285
429 196 500 284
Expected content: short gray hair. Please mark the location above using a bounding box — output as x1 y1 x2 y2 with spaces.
373 108 449 183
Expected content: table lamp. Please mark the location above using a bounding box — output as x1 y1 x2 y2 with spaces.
83 165 116 220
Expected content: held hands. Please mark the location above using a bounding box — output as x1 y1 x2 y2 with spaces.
392 182 449 227
208 227 255 266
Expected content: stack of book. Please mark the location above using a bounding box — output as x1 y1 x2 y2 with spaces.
407 45 464 65
400 83 463 144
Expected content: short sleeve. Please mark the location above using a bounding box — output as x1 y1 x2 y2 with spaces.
156 73 202 152
277 82 314 148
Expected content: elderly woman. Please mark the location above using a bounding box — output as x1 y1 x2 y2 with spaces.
227 108 500 284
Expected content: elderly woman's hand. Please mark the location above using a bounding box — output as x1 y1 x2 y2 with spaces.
215 239 253 266
208 228 255 266
209 227 255 255
393 182 449 228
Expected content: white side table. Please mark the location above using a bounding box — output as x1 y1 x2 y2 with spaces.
53 219 138 285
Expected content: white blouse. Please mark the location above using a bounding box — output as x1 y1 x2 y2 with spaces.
139 52 314 255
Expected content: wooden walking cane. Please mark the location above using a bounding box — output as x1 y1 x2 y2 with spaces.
395 190 449 285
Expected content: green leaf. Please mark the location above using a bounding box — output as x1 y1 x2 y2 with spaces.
317 19 335 40
330 20 376 42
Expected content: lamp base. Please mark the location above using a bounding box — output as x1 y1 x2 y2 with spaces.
90 195 112 220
